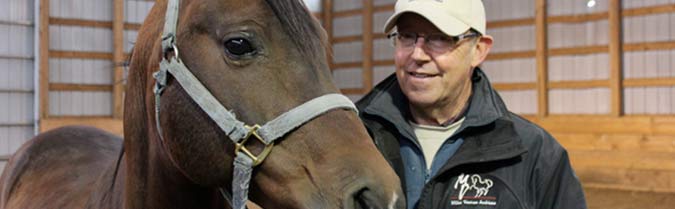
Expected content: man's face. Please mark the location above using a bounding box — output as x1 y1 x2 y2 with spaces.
394 13 477 109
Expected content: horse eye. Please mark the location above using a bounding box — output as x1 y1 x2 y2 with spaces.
224 38 256 57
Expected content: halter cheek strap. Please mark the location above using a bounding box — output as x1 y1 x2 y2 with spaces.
154 1 358 209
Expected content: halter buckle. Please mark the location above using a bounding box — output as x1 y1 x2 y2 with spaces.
235 125 273 166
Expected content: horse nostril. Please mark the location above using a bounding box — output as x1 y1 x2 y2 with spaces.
354 188 376 209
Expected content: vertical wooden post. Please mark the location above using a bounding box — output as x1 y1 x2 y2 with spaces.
112 0 125 119
322 0 333 70
362 0 374 92
535 0 549 117
39 0 50 120
609 0 623 116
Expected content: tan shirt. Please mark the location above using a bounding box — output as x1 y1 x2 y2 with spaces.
410 117 465 170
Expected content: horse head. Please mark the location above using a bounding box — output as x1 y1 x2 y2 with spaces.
124 0 404 208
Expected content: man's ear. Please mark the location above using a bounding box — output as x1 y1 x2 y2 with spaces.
471 35 493 67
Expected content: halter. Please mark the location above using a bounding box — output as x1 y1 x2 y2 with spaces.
153 0 358 208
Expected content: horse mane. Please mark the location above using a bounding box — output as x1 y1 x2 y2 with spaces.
264 0 328 69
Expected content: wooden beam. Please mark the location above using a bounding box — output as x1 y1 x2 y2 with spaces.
0 20 33 26
624 77 675 87
39 0 50 120
340 88 364 95
609 0 623 117
331 62 361 69
0 54 34 60
550 45 608 56
40 117 123 137
363 0 374 91
549 12 608 24
332 35 361 43
50 50 113 60
625 41 675 52
373 59 394 66
549 80 610 89
486 50 536 60
536 0 548 117
49 83 113 92
624 3 675 17
50 17 142 31
0 89 34 93
487 18 535 28
492 82 537 91
113 0 125 119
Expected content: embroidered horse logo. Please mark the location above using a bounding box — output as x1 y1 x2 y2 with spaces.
453 174 494 200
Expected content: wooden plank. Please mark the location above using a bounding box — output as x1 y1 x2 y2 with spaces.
113 0 125 119
535 0 548 117
624 77 675 87
363 0 374 91
624 4 675 17
332 62 361 69
124 23 142 31
487 18 535 28
625 41 675 52
50 17 143 31
373 59 394 66
485 50 536 60
575 167 675 193
340 88 364 95
492 82 537 91
549 45 608 56
554 133 675 153
532 116 652 134
332 35 361 43
40 117 123 137
49 83 113 92
0 89 34 93
609 0 623 117
50 50 113 60
39 0 50 120
0 54 34 60
50 17 112 28
373 33 387 39
0 20 33 26
549 80 610 89
569 150 675 171
0 122 33 127
548 12 608 24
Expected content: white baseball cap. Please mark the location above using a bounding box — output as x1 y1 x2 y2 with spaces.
383 0 486 36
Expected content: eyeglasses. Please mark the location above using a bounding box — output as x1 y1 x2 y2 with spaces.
387 31 480 54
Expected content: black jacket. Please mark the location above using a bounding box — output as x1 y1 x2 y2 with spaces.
356 69 587 209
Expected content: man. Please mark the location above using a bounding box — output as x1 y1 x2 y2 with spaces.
356 0 587 208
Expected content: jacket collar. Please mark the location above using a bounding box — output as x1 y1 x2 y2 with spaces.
357 68 526 163
359 68 506 133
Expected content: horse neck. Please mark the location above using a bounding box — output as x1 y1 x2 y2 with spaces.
122 134 225 209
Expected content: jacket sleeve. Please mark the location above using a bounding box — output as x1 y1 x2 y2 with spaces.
534 132 587 209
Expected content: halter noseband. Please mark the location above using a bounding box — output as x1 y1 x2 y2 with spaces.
153 0 358 208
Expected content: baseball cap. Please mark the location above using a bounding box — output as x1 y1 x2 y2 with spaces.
383 0 486 36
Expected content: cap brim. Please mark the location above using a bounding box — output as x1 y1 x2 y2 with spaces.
383 2 470 36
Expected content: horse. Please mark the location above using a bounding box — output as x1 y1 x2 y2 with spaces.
0 0 405 209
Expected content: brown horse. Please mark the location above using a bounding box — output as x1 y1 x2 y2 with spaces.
0 0 405 209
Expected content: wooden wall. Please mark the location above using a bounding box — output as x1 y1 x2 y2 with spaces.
320 0 675 196
37 0 154 136
0 0 36 167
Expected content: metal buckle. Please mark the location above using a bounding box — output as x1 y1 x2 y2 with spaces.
234 125 274 166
